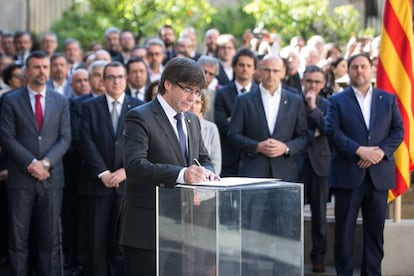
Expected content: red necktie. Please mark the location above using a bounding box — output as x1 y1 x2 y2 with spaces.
35 94 43 129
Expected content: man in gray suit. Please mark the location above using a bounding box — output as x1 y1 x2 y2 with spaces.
118 57 218 276
0 51 71 276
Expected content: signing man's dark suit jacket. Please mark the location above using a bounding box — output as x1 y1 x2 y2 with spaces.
325 87 404 190
214 81 258 176
118 96 213 251
78 95 143 196
227 87 308 181
0 87 71 189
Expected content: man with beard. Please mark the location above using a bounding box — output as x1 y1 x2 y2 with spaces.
0 50 71 276
159 24 176 65
47 52 74 98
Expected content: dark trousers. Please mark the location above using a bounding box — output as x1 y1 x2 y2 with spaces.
123 246 155 276
302 161 329 263
7 184 62 276
333 173 388 276
80 193 126 276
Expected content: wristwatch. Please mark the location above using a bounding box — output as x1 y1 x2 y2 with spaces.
284 147 290 157
42 159 51 170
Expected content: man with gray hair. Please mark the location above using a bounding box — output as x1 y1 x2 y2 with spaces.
197 55 219 121
104 26 122 60
145 37 165 82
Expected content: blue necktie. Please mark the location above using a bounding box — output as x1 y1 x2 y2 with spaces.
174 113 188 165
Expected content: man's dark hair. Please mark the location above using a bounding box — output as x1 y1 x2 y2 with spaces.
158 57 205 95
126 57 146 74
303 65 324 75
50 52 68 64
103 61 126 79
231 47 258 69
347 52 372 68
25 50 48 67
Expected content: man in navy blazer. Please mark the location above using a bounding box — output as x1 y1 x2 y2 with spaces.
214 48 258 176
118 57 218 276
325 53 404 276
228 54 308 181
228 54 308 275
78 61 143 275
0 51 71 276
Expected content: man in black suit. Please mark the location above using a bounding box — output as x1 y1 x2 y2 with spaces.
214 47 258 176
215 34 237 86
78 61 143 275
227 54 308 275
118 57 218 276
326 53 404 275
124 57 149 102
0 51 71 276
299 65 330 273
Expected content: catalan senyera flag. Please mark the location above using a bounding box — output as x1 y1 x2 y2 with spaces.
376 0 414 201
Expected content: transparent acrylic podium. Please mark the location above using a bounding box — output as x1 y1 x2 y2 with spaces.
156 178 303 276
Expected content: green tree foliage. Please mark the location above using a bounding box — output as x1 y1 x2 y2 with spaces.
206 0 256 46
243 0 361 46
51 0 216 49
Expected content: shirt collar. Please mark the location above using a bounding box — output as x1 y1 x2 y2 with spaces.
352 85 373 98
259 83 282 97
105 92 125 105
27 85 46 97
235 81 253 94
157 94 180 119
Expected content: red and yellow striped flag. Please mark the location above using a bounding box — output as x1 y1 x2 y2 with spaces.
376 0 414 201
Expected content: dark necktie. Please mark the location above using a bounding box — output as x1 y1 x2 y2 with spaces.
111 100 119 134
35 94 43 129
174 113 188 165
240 87 246 93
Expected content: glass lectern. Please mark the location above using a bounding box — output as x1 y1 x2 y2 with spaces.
157 178 303 276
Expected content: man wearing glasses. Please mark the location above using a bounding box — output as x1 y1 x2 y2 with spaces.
145 38 165 82
78 61 143 275
299 65 330 273
118 57 218 276
228 54 308 275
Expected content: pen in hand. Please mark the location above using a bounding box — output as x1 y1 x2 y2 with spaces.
193 158 202 167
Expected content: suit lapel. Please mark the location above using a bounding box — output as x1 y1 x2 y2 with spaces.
272 90 290 137
345 88 368 130
250 88 271 137
99 96 115 138
152 99 187 166
369 89 380 132
22 88 43 133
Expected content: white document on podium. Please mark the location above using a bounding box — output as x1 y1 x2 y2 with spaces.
190 177 279 187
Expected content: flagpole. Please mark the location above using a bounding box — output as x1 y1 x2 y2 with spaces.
393 196 401 223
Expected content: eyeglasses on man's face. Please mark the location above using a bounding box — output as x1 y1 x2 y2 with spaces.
105 75 126 81
175 82 201 97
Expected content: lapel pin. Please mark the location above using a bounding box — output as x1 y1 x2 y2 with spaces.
284 100 287 104
379 96 382 99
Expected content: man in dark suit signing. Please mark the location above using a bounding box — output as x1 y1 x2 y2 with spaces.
0 51 71 276
118 57 219 276
78 61 143 275
325 53 404 276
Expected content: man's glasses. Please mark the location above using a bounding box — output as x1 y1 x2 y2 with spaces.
304 79 323 85
105 75 126 81
176 82 201 97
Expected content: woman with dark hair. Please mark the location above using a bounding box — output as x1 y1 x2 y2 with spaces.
144 79 159 102
322 57 348 98
0 63 24 96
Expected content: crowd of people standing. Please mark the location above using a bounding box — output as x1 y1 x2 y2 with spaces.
0 24 402 276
